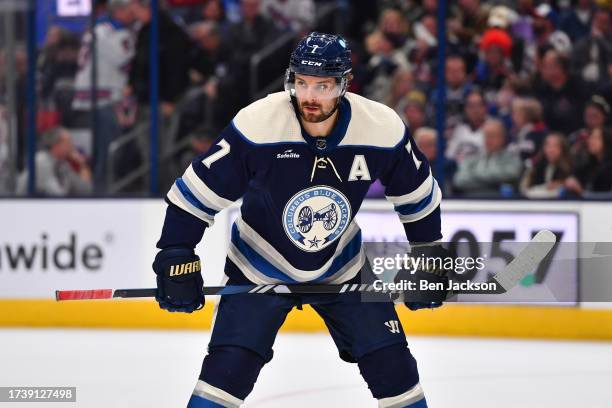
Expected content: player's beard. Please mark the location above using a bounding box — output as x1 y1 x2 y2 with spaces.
299 99 338 123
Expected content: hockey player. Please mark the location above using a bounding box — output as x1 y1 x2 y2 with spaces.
153 32 448 408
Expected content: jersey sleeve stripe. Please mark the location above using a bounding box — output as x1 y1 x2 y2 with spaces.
398 180 442 223
192 380 243 408
167 184 214 226
184 165 234 210
175 177 218 216
385 171 434 205
394 178 436 215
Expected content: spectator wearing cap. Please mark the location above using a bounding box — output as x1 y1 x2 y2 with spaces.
509 97 547 160
453 118 523 196
560 0 596 42
565 127 612 195
446 89 489 165
532 3 572 56
475 28 514 104
569 95 611 156
520 132 573 198
16 127 92 196
535 48 588 134
571 7 612 88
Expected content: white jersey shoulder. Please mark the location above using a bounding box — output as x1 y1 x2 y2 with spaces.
232 91 405 148
341 92 405 149
232 92 303 144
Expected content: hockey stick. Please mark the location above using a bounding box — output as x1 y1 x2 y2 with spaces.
55 230 557 301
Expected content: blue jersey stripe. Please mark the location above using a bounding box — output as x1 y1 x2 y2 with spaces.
187 395 226 408
175 177 218 217
231 223 362 283
394 183 434 216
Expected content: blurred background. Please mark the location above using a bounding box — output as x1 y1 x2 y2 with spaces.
0 0 612 407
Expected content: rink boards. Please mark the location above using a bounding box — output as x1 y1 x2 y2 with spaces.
0 198 611 340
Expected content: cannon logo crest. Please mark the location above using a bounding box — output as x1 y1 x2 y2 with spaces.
282 186 352 252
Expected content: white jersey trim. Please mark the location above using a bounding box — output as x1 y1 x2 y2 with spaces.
234 216 361 281
192 380 243 408
378 383 425 408
386 171 434 205
183 165 234 210
167 184 214 226
398 180 442 223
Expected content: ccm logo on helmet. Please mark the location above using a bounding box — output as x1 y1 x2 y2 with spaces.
301 60 323 66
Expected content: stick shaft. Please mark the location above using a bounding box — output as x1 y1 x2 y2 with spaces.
55 230 557 301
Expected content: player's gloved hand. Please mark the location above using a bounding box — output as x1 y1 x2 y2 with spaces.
397 244 451 311
153 247 204 313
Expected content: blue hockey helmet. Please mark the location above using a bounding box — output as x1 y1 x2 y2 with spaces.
285 32 352 99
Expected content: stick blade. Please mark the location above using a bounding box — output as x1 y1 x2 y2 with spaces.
492 229 557 292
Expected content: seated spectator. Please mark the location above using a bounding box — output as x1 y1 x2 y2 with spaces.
429 55 473 132
560 0 595 42
509 97 547 160
569 95 610 155
531 3 572 56
261 0 315 34
16 127 92 196
386 68 415 112
453 119 523 196
400 90 428 133
377 7 410 49
406 13 437 87
178 125 216 170
571 7 612 88
364 29 410 103
446 89 489 165
565 127 612 195
414 127 439 179
535 49 588 134
520 132 573 198
476 28 514 104
448 0 490 49
188 21 237 129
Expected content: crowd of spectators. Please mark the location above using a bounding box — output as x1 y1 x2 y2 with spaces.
350 0 612 199
1 0 611 198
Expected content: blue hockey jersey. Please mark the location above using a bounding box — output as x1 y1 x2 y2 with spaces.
160 91 442 285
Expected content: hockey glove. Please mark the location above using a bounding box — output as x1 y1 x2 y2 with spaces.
397 244 451 311
153 247 204 313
